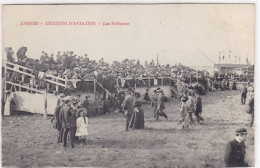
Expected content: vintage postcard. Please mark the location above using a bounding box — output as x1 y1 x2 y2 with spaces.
1 3 255 167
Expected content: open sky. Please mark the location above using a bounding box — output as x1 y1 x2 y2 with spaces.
2 4 255 67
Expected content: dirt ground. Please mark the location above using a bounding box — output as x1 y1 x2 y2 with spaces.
1 90 254 168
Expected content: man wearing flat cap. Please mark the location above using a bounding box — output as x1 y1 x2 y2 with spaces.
224 128 248 167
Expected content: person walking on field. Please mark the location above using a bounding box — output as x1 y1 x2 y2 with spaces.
224 128 249 167
186 92 195 125
241 84 248 105
122 89 135 131
155 88 168 121
76 111 88 146
194 92 204 123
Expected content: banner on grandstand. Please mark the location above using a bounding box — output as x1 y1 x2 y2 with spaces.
14 92 58 115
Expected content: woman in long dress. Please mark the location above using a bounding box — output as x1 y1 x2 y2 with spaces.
143 88 151 104
4 91 13 116
129 101 144 130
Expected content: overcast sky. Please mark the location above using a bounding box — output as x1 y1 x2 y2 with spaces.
2 4 255 67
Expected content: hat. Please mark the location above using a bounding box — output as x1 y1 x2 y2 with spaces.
235 128 248 134
134 101 142 107
181 96 188 102
85 95 91 98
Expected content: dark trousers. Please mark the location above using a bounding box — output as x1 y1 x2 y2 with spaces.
156 109 168 121
194 112 203 123
58 128 63 143
63 127 77 147
250 113 254 127
241 94 247 104
188 112 195 125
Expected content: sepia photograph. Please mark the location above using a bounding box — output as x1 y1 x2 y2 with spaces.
1 3 256 167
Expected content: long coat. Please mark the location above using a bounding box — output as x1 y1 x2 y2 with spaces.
122 94 135 117
59 105 74 128
224 139 246 167
195 96 202 114
129 107 145 129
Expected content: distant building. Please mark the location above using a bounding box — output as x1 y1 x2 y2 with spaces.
214 64 253 80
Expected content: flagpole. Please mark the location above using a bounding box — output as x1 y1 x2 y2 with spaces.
219 51 221 78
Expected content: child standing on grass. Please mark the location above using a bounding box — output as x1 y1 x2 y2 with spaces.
179 96 189 130
76 111 88 146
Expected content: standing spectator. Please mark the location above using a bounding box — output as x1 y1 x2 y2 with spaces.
51 99 64 145
83 95 96 117
186 92 195 125
194 92 204 123
122 89 135 131
3 91 14 116
75 111 88 146
179 96 188 130
155 88 168 121
143 88 151 104
59 99 75 148
128 101 144 129
248 93 254 127
240 84 248 105
224 128 249 167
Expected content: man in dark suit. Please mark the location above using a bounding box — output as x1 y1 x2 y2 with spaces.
224 128 248 167
122 89 134 131
194 92 203 123
59 99 76 148
241 85 248 105
51 99 64 145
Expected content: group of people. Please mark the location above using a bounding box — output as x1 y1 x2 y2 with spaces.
52 95 91 148
178 91 203 130
5 47 214 94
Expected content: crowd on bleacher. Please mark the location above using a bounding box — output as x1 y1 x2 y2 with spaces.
5 47 214 92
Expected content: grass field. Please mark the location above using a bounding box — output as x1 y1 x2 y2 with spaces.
1 90 254 168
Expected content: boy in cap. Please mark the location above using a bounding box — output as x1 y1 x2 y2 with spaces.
224 128 248 167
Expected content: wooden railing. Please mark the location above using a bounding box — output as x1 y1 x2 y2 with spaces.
4 61 112 99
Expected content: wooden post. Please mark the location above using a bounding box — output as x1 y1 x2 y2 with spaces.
196 71 198 83
21 75 25 83
161 78 163 86
3 59 7 102
56 85 59 92
148 77 150 87
46 83 50 93
44 89 47 119
94 80 96 93
19 81 22 91
116 77 119 86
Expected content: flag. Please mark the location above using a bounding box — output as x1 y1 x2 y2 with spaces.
229 51 231 59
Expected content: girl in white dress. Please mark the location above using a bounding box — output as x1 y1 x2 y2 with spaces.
76 111 88 145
